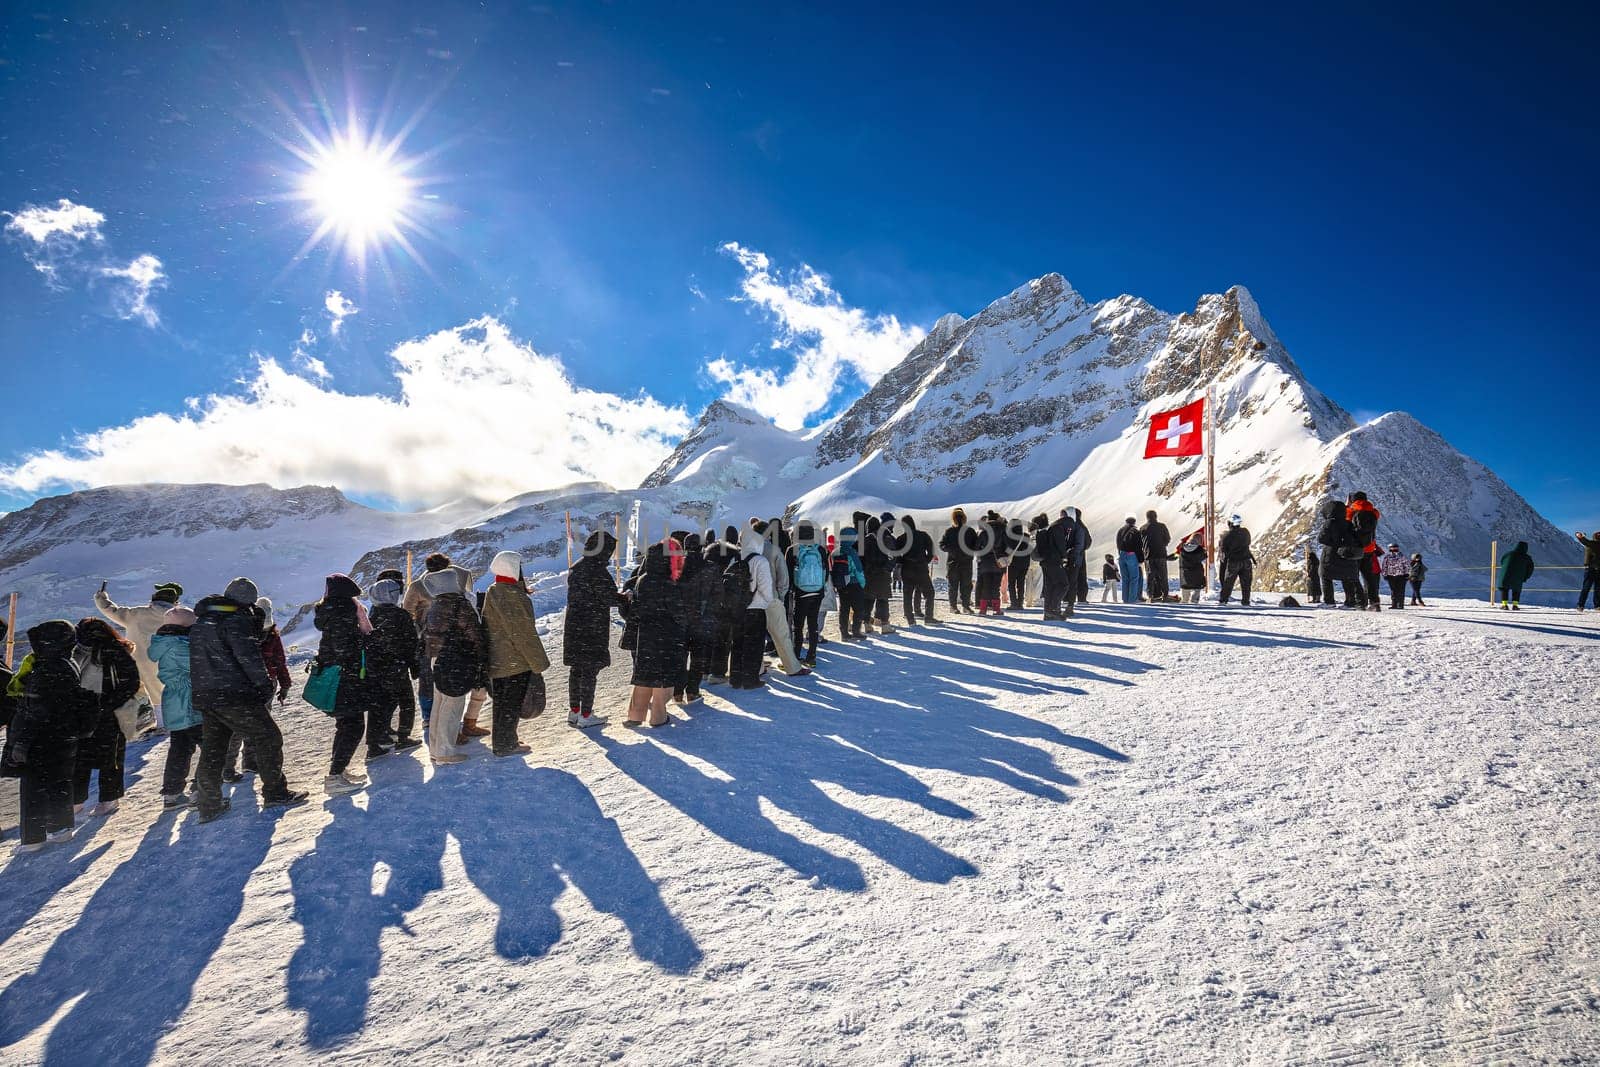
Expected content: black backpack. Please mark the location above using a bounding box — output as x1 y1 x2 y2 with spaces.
721 556 755 620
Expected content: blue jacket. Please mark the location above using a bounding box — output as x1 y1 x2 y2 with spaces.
148 628 200 731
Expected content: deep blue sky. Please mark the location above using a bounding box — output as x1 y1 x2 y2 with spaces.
1 2 1595 524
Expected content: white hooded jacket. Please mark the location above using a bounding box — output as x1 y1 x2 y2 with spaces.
740 527 774 611
94 589 176 704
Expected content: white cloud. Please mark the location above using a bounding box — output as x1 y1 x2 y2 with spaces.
99 253 166 327
324 290 358 336
5 198 105 245
707 242 924 430
0 317 691 509
4 198 164 325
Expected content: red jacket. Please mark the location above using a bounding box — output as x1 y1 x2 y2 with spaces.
1346 499 1381 554
260 628 291 690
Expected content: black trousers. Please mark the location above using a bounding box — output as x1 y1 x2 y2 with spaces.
709 623 733 678
19 746 75 845
731 609 768 688
330 715 365 774
901 567 935 623
489 671 531 753
371 672 416 741
568 665 599 712
1410 580 1425 603
1219 564 1254 605
792 592 823 659
1322 574 1366 606
1386 575 1408 608
1578 569 1599 609
1145 556 1170 601
1040 559 1065 616
196 703 289 814
1363 568 1382 606
1075 553 1089 602
946 560 973 611
1499 583 1524 603
72 710 125 805
1307 570 1322 602
976 570 1003 607
678 635 710 697
162 724 205 796
1007 561 1029 609
836 584 866 638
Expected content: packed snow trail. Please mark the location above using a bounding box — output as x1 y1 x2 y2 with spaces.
1 601 1597 1065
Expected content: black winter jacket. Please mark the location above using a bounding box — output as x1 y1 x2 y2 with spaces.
1316 500 1364 581
1178 542 1209 588
1219 526 1254 567
565 534 627 669
1140 521 1172 558
1115 523 1145 560
367 603 421 681
629 550 687 688
190 595 273 711
313 598 371 717
3 646 96 775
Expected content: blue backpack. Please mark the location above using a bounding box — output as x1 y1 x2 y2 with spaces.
794 543 826 593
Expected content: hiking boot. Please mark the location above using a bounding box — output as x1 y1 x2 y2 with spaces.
198 799 233 824
574 713 606 729
324 771 366 796
393 736 423 751
162 793 190 811
494 744 533 757
366 745 394 761
263 791 309 811
431 753 468 765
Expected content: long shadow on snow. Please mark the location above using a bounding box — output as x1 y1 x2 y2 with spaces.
592 628 1133 891
0 740 160 950
287 753 700 1049
0 793 277 1066
1418 615 1600 642
1025 604 1374 651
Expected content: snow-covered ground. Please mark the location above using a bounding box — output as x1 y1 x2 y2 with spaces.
1 598 1597 1065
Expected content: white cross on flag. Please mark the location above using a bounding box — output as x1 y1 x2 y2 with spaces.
1142 396 1205 459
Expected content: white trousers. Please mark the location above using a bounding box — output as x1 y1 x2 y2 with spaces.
764 601 802 674
428 691 467 759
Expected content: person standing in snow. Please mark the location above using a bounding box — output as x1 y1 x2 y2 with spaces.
1177 534 1209 603
626 543 686 726
1315 498 1368 609
1216 516 1255 606
421 566 485 764
1071 509 1093 606
1005 519 1033 612
1346 491 1383 612
93 580 182 712
148 606 202 810
940 508 976 614
1305 548 1322 604
897 515 938 625
222 596 294 782
730 526 774 688
481 550 549 756
1409 553 1428 607
859 514 897 636
973 511 1009 615
1380 542 1412 609
69 618 141 818
1575 531 1600 611
830 527 868 641
3 621 98 851
1496 541 1535 610
563 530 625 725
1115 517 1145 603
1040 510 1077 620
1140 511 1173 602
1100 554 1119 601
703 525 741 683
788 522 831 665
676 533 721 701
191 577 307 821
313 573 378 795
364 578 422 751
404 552 453 728
758 520 810 670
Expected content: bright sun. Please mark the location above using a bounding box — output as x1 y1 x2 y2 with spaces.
303 138 412 245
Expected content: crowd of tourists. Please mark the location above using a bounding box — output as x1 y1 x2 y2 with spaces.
1 490 1588 853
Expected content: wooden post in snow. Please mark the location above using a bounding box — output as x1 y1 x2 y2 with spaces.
565 510 573 569
405 549 414 592
5 593 15 668
1484 537 1497 604
613 513 622 582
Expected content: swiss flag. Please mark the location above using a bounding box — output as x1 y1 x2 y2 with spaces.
1143 397 1205 458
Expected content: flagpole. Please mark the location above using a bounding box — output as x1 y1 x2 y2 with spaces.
1206 385 1217 593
